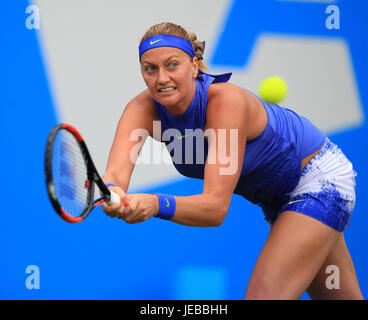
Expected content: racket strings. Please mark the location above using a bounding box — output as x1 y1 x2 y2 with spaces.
52 130 90 217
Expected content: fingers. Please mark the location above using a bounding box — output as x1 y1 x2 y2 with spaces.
123 194 156 224
122 196 142 223
101 185 127 218
101 201 121 218
102 192 156 223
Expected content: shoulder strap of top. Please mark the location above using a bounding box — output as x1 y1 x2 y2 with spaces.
197 69 232 83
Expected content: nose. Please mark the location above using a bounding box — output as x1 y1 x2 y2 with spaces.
157 67 170 85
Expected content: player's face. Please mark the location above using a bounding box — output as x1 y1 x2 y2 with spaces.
140 47 198 114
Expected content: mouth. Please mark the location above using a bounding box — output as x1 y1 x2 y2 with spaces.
158 86 177 93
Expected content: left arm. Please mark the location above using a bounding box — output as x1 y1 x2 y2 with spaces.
169 83 248 226
111 83 248 226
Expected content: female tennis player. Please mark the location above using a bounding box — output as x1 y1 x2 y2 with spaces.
101 22 363 300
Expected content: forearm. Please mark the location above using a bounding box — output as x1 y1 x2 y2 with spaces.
165 194 229 227
102 171 130 193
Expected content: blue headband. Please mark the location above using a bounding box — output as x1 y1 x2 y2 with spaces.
139 34 195 59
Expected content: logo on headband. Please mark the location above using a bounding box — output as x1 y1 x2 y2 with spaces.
150 39 163 45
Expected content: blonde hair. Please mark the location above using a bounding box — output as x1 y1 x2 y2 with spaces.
139 22 209 73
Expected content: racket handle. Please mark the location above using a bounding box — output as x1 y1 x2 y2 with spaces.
107 190 121 205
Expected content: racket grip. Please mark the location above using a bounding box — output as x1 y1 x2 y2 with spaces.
107 190 121 205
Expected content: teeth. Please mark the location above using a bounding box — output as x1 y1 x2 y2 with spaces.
159 87 175 92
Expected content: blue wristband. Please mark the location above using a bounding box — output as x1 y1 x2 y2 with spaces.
153 193 176 220
105 183 116 188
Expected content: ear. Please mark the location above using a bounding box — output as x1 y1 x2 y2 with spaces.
192 56 199 78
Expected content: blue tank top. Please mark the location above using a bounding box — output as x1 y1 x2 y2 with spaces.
152 70 326 212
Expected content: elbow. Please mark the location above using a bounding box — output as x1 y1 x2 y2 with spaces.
211 220 223 227
203 193 230 227
211 209 227 227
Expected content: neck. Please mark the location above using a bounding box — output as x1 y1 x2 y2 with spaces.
169 80 196 116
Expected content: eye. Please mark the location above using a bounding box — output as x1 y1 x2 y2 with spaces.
169 62 178 68
145 65 156 72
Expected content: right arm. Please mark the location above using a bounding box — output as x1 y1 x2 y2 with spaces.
102 90 158 193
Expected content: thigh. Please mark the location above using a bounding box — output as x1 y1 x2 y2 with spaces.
245 210 340 300
307 233 364 300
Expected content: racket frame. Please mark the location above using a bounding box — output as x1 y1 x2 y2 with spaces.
45 123 113 223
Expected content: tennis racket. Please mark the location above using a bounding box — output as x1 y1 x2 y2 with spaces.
44 123 121 223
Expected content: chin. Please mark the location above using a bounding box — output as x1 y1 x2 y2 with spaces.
154 91 180 106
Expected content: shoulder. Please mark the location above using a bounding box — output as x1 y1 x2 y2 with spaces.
128 89 154 110
119 90 160 138
206 82 268 141
206 82 248 119
207 81 241 98
207 82 248 108
125 89 159 121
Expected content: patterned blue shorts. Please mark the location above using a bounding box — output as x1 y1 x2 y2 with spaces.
265 138 357 232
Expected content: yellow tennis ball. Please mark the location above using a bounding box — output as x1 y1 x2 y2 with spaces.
259 76 288 104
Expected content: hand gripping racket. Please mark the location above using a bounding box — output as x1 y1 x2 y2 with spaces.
44 123 121 223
